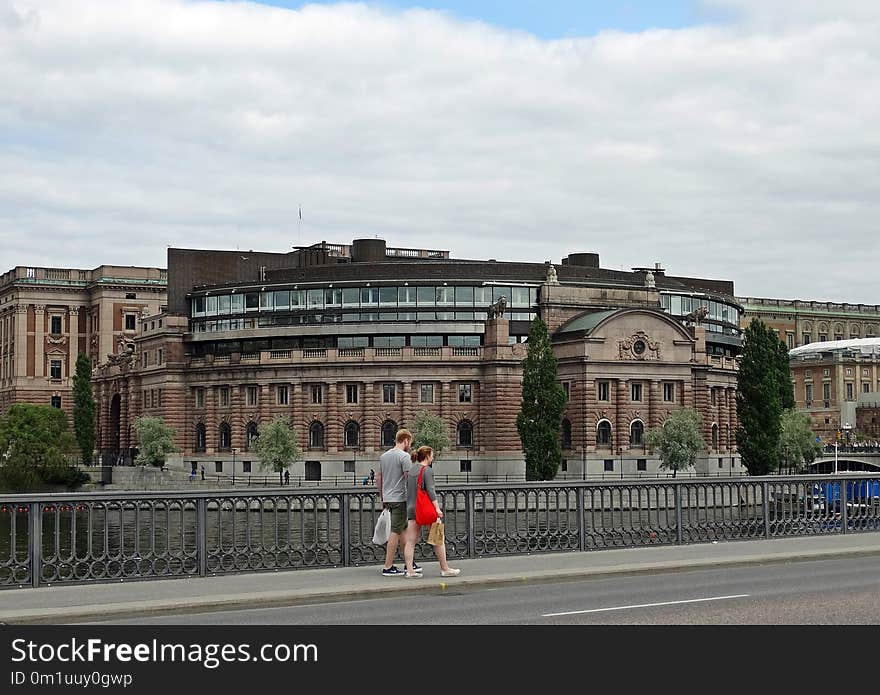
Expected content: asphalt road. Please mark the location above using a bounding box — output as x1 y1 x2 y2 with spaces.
81 554 880 625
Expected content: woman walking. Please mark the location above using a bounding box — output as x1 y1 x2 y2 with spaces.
403 445 461 578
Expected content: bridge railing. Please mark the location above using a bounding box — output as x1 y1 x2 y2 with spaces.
2 474 879 589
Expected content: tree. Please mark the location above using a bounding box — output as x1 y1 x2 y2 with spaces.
410 410 450 457
645 408 706 477
72 353 97 464
252 416 301 485
736 319 783 475
516 317 567 481
0 403 86 492
779 409 822 473
133 416 180 467
776 340 796 410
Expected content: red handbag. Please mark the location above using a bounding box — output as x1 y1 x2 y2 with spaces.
414 466 438 525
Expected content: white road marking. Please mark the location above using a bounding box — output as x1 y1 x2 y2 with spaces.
542 594 750 617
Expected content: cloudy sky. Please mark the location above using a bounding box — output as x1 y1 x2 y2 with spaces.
1 1 878 303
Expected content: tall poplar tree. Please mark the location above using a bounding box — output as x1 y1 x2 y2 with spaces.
776 340 796 410
516 317 566 480
736 319 782 475
72 353 96 464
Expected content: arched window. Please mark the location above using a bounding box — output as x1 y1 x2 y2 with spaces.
597 420 612 446
562 419 572 447
381 420 397 448
630 420 644 446
712 423 719 449
309 421 325 449
457 420 473 447
218 422 231 451
245 422 259 450
195 423 206 452
343 421 360 448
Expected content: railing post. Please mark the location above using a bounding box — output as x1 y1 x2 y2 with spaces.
466 490 475 558
839 478 848 535
197 497 207 577
674 484 683 545
341 492 352 566
762 481 770 539
576 487 585 552
29 501 41 588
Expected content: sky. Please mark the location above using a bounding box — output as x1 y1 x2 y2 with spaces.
1 0 878 303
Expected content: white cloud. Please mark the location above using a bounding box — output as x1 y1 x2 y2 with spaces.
1 0 878 302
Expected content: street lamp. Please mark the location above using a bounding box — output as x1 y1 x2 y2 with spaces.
465 446 471 484
352 445 359 486
231 448 237 486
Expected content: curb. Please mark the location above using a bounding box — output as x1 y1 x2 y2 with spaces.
3 544 880 624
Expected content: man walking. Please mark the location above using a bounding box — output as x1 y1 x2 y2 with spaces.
376 428 421 576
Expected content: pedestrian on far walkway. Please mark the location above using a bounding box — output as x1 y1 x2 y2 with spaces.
284 469 290 486
200 466 205 481
369 468 375 485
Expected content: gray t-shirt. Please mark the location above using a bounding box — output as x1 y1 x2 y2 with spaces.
378 447 411 502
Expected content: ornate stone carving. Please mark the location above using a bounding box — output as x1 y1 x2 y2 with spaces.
46 335 68 346
546 264 558 284
644 270 655 288
618 331 661 361
487 295 508 319
683 305 709 325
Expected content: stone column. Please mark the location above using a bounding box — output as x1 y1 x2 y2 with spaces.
616 379 627 451
326 382 339 453
13 305 28 378
362 382 376 453
648 380 660 429
34 305 45 378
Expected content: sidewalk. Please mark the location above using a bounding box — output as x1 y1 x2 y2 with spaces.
2 533 879 624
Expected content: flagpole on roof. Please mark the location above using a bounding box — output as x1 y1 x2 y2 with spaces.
298 205 302 245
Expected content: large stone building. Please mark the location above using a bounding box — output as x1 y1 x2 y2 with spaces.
92 239 743 478
789 338 880 441
739 297 880 350
0 265 167 421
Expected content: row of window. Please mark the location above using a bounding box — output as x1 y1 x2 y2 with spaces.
191 285 539 317
562 419 727 448
659 294 741 325
194 382 476 407
193 419 475 452
804 381 877 403
190 311 536 332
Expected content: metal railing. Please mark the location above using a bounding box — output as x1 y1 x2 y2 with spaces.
2 474 878 589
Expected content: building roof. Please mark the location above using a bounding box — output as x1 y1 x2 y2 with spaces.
555 310 620 335
789 337 880 357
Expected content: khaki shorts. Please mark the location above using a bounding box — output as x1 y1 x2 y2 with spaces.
384 502 407 535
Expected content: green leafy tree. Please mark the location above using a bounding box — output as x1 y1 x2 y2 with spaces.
516 317 567 480
0 403 86 492
776 340 795 410
737 319 784 475
411 410 450 457
645 408 706 477
252 416 301 485
779 409 822 473
72 353 96 464
133 416 180 467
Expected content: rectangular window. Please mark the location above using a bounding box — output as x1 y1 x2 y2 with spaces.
242 461 252 474
637 459 647 472
246 386 258 406
818 333 827 342
711 388 717 406
125 313 136 331
50 315 62 334
50 360 62 379
846 383 854 400
344 460 355 474
215 461 223 473
802 333 810 346
346 384 359 404
460 460 472 473
718 457 724 469
631 383 643 402
823 383 831 401
382 383 396 403
562 382 570 400
597 381 610 402
604 460 614 472
420 383 434 403
454 286 474 305
416 286 434 305
805 384 812 403
311 385 323 404
50 396 61 409
157 348 163 364
863 382 870 394
663 382 675 402
458 383 472 403
277 385 289 405
219 387 230 407
195 388 205 408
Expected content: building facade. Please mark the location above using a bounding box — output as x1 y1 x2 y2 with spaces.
789 338 880 441
0 265 167 422
739 297 880 350
92 239 742 478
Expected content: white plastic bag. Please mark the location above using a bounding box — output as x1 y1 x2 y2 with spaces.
372 508 391 545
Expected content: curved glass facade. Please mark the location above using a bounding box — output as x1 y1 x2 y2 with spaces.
659 292 743 356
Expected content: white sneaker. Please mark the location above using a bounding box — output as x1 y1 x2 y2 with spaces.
440 568 461 577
